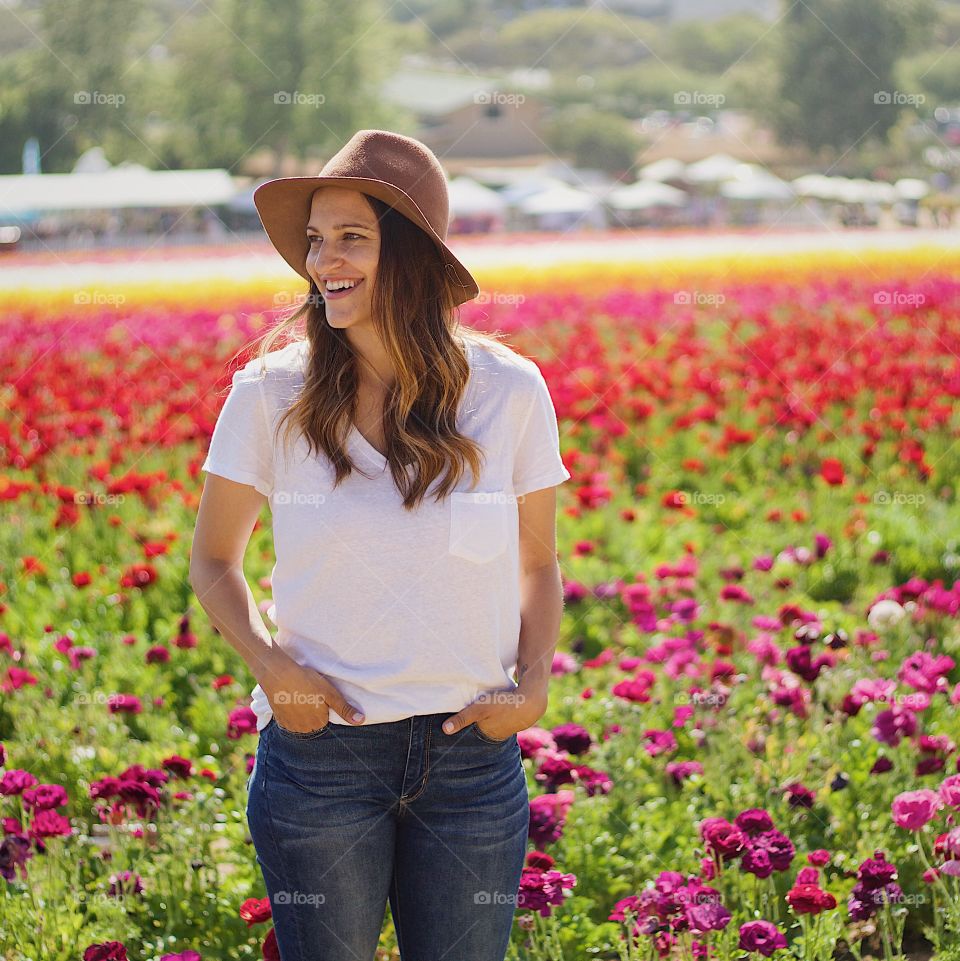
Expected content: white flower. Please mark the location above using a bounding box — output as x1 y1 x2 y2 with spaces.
867 599 906 631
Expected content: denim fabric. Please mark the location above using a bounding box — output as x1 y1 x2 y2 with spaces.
246 711 530 961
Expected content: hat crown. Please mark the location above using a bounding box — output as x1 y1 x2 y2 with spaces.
317 129 449 242
251 128 479 305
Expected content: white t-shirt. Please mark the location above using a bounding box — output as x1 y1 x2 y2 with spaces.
201 336 570 730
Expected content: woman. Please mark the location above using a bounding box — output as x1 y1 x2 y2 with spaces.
189 130 570 961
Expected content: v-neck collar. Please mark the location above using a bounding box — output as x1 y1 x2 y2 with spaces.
336 341 479 474
348 424 388 471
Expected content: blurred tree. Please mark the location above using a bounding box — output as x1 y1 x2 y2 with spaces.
543 106 641 176
665 14 770 74
0 0 149 172
218 0 399 176
900 49 960 108
772 0 938 154
498 10 659 72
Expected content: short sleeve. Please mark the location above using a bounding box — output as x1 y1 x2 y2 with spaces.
511 365 571 497
201 366 274 497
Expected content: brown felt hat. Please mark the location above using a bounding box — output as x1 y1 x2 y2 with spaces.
253 129 480 307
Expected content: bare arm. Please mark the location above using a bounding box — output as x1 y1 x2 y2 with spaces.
189 473 365 728
514 484 564 716
441 484 563 737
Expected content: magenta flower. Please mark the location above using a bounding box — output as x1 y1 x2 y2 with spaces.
938 774 960 807
534 755 577 790
21 783 69 811
681 882 731 933
872 705 917 747
0 770 38 796
0 834 33 881
528 791 575 850
891 789 944 830
642 729 677 757
734 809 774 838
226 706 258 739
549 723 593 755
699 818 747 862
107 694 143 715
738 919 787 956
517 868 577 917
517 727 558 759
665 760 704 786
570 765 613 796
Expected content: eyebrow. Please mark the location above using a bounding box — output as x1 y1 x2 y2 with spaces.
305 222 375 233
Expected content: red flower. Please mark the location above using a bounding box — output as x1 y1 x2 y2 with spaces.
786 882 836 915
83 942 128 960
240 895 272 926
263 926 280 961
819 458 845 485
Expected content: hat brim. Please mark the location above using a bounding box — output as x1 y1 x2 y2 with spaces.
253 176 480 307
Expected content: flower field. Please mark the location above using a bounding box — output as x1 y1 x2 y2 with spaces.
1 246 960 960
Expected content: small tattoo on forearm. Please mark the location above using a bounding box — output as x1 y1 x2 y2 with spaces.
518 663 529 682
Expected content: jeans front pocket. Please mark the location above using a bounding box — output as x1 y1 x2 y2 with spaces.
469 721 515 745
273 718 330 740
448 491 510 564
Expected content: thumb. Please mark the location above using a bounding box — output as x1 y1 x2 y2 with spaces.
313 674 365 724
442 710 475 735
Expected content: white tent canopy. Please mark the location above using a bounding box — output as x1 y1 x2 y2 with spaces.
517 183 601 215
447 175 507 216
0 168 238 216
685 153 743 184
606 180 688 210
639 158 687 182
894 178 930 201
498 175 570 206
719 163 795 202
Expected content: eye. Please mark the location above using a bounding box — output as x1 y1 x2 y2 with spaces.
307 233 363 244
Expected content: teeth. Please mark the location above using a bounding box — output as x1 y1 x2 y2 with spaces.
326 279 358 291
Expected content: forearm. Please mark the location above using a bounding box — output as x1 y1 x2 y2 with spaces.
514 561 565 710
189 559 291 686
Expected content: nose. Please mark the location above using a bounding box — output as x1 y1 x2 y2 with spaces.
307 240 344 278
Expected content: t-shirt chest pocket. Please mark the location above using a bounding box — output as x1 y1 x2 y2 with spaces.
448 491 511 564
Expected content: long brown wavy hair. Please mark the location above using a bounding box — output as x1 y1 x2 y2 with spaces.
242 193 510 511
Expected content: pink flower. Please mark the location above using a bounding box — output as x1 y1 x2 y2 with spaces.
517 868 577 917
938 774 960 807
891 789 944 830
517 727 558 759
551 651 579 675
0 770 38 795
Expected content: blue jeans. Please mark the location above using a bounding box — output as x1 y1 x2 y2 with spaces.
246 711 530 961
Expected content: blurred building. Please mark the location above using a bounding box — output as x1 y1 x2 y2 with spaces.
380 63 549 159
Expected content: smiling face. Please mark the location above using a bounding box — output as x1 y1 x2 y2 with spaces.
305 186 382 332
